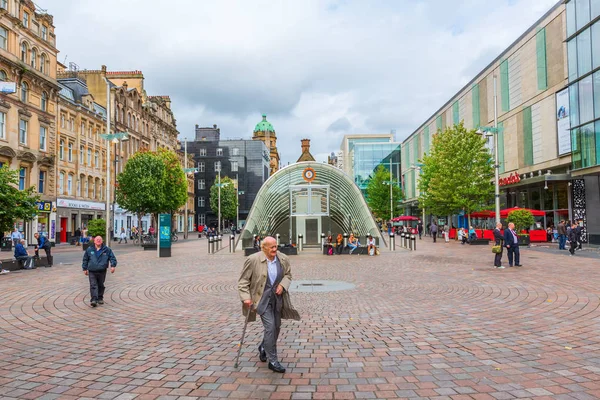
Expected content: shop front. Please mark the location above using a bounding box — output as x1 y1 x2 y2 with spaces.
113 203 151 239
27 200 57 245
56 198 106 244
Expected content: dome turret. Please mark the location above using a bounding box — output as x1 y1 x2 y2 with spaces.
254 114 275 133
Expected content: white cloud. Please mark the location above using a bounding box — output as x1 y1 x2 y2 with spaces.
42 0 559 164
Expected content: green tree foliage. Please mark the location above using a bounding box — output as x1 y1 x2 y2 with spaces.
87 218 106 240
210 176 238 221
0 166 39 233
157 148 187 213
365 165 403 219
418 122 494 218
507 209 535 233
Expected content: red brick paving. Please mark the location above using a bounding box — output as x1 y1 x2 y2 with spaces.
0 238 599 399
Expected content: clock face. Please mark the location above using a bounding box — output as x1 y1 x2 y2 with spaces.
302 167 316 182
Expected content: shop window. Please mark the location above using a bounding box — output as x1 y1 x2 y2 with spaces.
531 189 541 210
577 28 592 77
18 167 26 190
38 170 45 194
556 182 569 209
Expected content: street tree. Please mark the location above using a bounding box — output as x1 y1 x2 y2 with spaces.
209 176 238 228
418 122 494 224
157 148 188 214
0 166 40 236
365 165 403 220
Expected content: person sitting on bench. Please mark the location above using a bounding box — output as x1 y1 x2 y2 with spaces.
347 234 360 254
468 226 477 242
367 234 377 256
14 239 32 268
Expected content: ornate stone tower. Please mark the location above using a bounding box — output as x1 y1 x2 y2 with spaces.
252 114 280 175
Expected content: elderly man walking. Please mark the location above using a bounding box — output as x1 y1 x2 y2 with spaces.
82 236 117 307
503 222 522 267
238 236 298 373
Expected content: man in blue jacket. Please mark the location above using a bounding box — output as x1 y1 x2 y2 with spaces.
14 239 31 268
503 222 523 268
82 236 117 307
34 232 52 267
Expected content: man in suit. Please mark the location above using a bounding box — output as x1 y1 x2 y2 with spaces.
503 222 522 267
493 222 505 269
238 236 293 373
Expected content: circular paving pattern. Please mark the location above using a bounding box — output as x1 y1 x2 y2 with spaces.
0 240 599 399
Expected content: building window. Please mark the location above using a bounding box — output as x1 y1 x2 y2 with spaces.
84 179 88 197
19 119 27 144
198 179 205 190
38 170 45 194
232 147 239 156
59 140 64 160
577 28 592 77
40 53 46 73
39 126 46 151
79 145 84 165
60 114 65 128
20 81 28 102
0 70 6 81
41 91 47 112
579 75 594 124
217 148 223 156
20 42 27 63
199 214 206 225
81 122 85 135
198 196 205 207
68 142 73 162
593 21 600 69
0 26 7 50
23 12 28 28
89 126 93 138
231 160 238 172
77 177 81 196
0 1 6 10
69 118 74 131
0 111 5 139
58 172 64 194
67 174 73 195
214 161 221 172
94 151 99 167
41 25 47 40
576 0 591 32
87 149 92 166
127 113 131 127
92 180 96 199
30 47 36 69
199 148 206 156
198 161 205 172
19 167 26 190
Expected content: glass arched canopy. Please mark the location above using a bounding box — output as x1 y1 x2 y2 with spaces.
239 161 384 249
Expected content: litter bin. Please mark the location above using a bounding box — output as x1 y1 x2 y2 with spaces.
1 237 12 252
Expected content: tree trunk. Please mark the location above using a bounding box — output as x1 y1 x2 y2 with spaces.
137 214 142 246
468 213 471 228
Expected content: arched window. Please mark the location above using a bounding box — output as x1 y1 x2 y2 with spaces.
30 48 37 69
20 42 28 63
59 139 64 160
41 91 47 112
0 70 7 81
58 172 64 194
67 174 73 195
20 81 28 102
40 53 46 73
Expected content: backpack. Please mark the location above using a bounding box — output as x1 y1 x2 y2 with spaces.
327 246 333 255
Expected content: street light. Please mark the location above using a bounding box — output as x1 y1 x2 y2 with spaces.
476 75 501 225
100 131 129 246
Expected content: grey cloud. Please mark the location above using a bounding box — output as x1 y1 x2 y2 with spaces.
327 117 352 132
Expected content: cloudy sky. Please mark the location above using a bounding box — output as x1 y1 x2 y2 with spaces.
41 0 559 165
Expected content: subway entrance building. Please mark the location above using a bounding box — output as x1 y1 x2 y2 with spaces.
238 162 384 249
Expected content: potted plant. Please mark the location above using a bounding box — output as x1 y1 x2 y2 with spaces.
507 209 535 247
84 218 106 251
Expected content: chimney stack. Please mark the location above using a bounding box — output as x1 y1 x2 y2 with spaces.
301 139 310 153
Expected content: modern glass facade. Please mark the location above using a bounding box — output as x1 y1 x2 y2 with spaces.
567 0 600 170
352 143 401 193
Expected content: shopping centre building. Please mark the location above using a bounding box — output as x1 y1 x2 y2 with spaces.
401 0 600 245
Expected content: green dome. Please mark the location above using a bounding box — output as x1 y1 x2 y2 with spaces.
254 114 275 133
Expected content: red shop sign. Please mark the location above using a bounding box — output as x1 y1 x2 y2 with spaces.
499 171 521 186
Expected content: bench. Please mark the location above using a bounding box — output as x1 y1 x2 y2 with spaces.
142 244 157 251
1 259 21 271
469 239 490 245
244 247 259 256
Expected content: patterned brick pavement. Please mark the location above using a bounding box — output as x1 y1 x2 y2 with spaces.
0 237 599 399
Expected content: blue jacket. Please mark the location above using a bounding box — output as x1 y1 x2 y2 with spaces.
14 243 28 258
37 235 51 249
82 244 117 272
503 229 519 247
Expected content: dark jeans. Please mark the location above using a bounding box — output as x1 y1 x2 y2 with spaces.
558 234 566 250
494 248 503 267
35 246 52 266
507 246 520 266
432 233 437 242
335 244 343 255
88 270 107 302
569 240 577 255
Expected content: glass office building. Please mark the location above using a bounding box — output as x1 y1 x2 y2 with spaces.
352 143 401 193
567 0 600 169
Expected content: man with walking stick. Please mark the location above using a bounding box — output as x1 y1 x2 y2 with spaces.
237 236 298 373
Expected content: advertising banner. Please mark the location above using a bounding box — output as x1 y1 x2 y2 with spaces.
158 213 171 257
556 88 571 155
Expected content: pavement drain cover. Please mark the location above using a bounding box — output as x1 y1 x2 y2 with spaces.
290 280 355 293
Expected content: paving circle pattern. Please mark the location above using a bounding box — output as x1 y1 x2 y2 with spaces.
0 240 599 399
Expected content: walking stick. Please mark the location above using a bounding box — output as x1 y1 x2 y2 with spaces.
234 304 253 368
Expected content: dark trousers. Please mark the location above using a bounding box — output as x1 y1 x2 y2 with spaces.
88 270 107 302
432 233 437 243
35 246 52 266
569 240 577 255
507 246 520 266
335 244 343 254
260 296 281 364
494 248 503 267
558 234 566 250
418 231 422 240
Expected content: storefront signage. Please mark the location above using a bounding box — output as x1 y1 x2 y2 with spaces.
35 201 52 212
499 171 521 186
556 88 572 155
57 198 106 210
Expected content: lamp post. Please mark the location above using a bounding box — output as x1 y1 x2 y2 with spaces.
100 131 129 247
182 156 199 239
476 75 501 225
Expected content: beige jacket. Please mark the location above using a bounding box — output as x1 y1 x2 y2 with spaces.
238 250 295 322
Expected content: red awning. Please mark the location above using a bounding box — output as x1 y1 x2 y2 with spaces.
499 207 545 218
469 210 495 218
392 216 419 222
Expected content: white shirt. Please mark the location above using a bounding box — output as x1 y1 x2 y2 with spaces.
267 256 278 286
